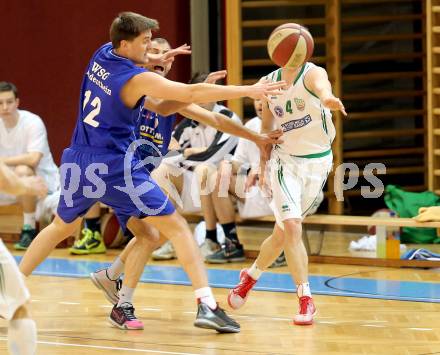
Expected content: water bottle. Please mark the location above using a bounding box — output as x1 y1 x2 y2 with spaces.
376 225 386 258
386 211 400 259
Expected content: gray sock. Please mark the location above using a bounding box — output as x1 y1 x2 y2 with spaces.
107 256 124 280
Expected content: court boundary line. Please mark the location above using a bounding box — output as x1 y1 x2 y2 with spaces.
15 256 440 303
0 335 286 355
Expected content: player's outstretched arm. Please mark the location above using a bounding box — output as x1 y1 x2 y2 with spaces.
144 97 189 117
0 161 47 198
178 104 283 147
304 66 347 116
143 70 229 116
123 72 286 108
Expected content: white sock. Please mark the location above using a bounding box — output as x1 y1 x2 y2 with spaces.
297 282 312 297
107 256 124 280
23 213 36 229
8 318 37 355
247 262 263 280
118 285 135 307
194 287 217 310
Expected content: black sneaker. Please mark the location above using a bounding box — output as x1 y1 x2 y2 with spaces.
14 227 37 250
205 238 245 264
269 252 287 268
194 302 240 333
109 302 144 330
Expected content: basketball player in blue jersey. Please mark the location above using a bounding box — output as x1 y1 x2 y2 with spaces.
19 12 285 333
90 37 261 329
70 37 179 256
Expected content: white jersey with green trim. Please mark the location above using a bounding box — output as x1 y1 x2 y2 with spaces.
264 62 336 157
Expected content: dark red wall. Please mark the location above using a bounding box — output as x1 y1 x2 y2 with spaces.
0 1 191 163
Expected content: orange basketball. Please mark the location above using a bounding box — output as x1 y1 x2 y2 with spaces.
267 23 314 69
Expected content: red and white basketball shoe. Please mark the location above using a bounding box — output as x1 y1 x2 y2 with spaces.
227 269 257 309
293 296 316 325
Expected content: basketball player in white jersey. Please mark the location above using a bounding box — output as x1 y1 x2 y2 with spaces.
0 161 47 354
228 58 346 325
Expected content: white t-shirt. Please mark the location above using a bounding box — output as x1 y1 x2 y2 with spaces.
178 103 241 150
0 110 60 193
232 116 261 168
168 103 241 168
231 117 273 218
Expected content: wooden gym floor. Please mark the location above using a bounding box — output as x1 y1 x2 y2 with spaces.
0 242 439 355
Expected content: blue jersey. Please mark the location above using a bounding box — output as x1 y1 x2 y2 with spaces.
58 42 175 230
71 43 146 154
137 109 176 160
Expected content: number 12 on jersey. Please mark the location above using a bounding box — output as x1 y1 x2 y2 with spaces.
83 90 101 127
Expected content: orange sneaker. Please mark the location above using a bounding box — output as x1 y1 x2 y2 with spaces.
227 269 257 310
293 296 316 325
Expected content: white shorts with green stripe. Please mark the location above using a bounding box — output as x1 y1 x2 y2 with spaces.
269 149 332 229
0 239 30 320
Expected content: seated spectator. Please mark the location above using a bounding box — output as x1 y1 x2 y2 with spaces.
0 82 60 250
196 97 293 266
0 161 47 198
201 98 273 263
151 73 241 260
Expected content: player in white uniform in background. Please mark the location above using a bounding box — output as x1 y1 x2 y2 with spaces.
0 161 47 355
228 60 346 325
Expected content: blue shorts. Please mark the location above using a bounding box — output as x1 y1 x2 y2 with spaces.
57 146 175 231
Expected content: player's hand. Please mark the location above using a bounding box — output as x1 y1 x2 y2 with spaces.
167 137 180 151
322 96 347 116
244 171 258 192
248 80 287 102
254 129 283 148
24 176 48 198
148 44 191 66
204 70 227 84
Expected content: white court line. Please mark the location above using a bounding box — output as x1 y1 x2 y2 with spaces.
99 305 112 308
142 308 162 312
0 338 202 355
363 320 388 323
409 327 432 331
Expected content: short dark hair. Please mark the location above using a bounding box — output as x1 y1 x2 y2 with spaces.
189 72 209 84
152 37 170 47
0 82 18 99
110 12 159 48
